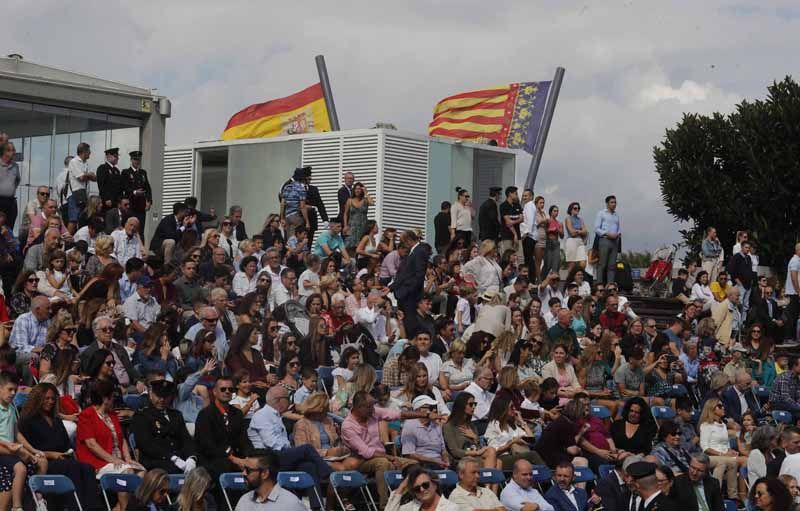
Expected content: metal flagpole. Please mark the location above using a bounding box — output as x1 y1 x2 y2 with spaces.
524 66 565 190
315 55 341 131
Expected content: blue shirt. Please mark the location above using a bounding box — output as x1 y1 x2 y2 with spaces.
9 312 49 354
500 479 554 511
293 385 313 405
248 404 290 450
312 230 345 258
594 208 620 237
119 273 138 303
282 181 306 217
184 321 229 362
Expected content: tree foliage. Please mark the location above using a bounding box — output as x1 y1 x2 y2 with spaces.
619 250 653 268
654 76 800 271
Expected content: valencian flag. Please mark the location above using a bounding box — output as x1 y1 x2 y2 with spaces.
221 83 332 140
428 82 551 154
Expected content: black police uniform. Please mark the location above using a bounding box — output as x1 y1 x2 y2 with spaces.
121 151 152 235
129 402 196 474
96 148 124 207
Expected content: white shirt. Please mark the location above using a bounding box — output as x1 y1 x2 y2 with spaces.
298 269 319 297
110 229 142 267
55 169 68 199
419 352 442 386
576 281 591 297
699 421 731 454
464 381 494 421
232 272 258 297
259 265 286 288
690 283 715 303
66 157 90 192
354 306 388 344
562 486 579 511
521 200 538 240
219 232 240 260
456 297 472 328
734 386 749 416
786 255 800 296
539 285 564 310
73 225 97 254
781 453 800 482
271 282 293 308
543 310 558 329
484 420 528 450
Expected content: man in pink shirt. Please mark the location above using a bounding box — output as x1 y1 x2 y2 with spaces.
341 390 435 507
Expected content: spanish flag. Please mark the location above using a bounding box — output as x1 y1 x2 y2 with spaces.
221 83 332 141
428 81 551 154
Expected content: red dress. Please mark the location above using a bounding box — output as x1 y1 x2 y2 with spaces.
76 406 124 470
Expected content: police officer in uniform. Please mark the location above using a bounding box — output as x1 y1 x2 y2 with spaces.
129 379 197 474
478 186 502 242
96 147 124 209
626 462 677 511
122 150 152 236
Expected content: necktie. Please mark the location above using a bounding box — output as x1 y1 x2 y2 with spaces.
694 486 710 511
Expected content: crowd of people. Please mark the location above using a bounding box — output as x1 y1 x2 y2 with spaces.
0 136 797 511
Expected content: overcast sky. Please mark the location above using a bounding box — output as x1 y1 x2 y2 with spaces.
5 1 798 251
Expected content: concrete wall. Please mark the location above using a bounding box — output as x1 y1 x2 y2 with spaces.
226 140 302 236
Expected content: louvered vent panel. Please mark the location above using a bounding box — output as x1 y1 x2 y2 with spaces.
162 148 195 217
382 135 429 237
301 137 342 219
342 134 379 221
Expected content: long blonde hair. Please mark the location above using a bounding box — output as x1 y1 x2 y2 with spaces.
699 398 723 426
200 228 219 248
176 467 211 511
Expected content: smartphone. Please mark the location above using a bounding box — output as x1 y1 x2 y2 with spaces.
268 366 278 375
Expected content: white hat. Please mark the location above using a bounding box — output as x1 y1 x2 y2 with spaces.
411 395 438 411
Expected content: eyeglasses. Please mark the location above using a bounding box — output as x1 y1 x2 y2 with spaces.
203 317 219 322
99 327 114 333
28 278 40 283
219 387 235 393
288 362 300 367
751 329 761 333
38 192 50 197
412 481 431 493
104 360 116 367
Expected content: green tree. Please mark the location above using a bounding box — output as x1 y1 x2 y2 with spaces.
619 250 653 268
654 76 800 272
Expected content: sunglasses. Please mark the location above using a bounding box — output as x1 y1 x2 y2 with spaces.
412 481 431 493
203 317 219 322
751 329 761 333
100 327 114 333
28 278 40 283
104 360 116 366
222 222 231 226
219 387 235 393
289 362 300 367
38 192 50 197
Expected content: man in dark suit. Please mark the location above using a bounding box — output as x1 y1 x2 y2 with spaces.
303 168 328 243
596 458 635 511
389 230 430 331
728 240 756 318
544 462 598 511
478 186 502 241
433 201 451 254
337 170 354 217
749 282 785 340
194 376 252 481
96 147 124 208
130 378 197 474
104 196 133 234
720 369 762 423
149 202 189 261
229 205 247 241
670 455 724 511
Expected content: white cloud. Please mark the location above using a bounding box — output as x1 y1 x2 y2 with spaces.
1 0 797 252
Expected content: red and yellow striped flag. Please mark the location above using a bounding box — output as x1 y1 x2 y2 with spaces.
428 82 551 152
221 83 331 141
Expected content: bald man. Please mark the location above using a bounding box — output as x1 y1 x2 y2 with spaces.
501 459 554 511
23 227 62 271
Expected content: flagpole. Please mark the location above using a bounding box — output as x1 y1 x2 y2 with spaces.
524 67 565 190
315 55 341 131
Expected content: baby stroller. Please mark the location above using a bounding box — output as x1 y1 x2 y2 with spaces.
641 243 679 298
273 300 310 337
